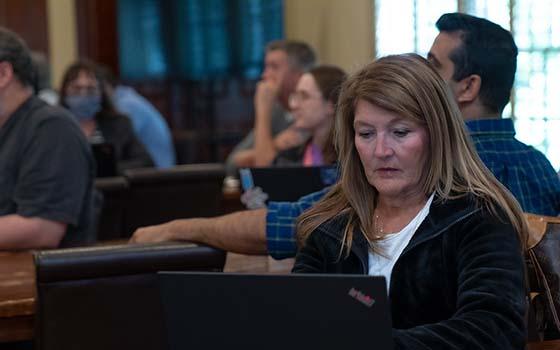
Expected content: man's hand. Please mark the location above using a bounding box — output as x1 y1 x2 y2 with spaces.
130 222 177 244
273 128 309 151
232 149 256 168
254 80 280 115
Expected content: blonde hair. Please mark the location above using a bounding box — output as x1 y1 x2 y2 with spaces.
297 53 528 254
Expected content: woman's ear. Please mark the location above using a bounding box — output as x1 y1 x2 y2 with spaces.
456 74 481 104
0 61 14 89
326 101 335 116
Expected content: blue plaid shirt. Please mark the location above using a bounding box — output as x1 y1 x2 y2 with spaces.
266 187 330 259
467 118 560 216
266 118 560 259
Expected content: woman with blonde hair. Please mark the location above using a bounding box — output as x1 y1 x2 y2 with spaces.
293 54 528 349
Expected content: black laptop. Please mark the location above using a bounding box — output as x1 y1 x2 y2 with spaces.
239 165 338 203
159 272 393 350
91 142 117 178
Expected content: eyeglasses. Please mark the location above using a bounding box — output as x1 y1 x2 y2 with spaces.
66 81 100 96
288 91 322 105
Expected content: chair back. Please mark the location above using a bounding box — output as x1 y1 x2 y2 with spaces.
122 163 225 238
94 176 129 241
34 242 226 350
526 213 560 340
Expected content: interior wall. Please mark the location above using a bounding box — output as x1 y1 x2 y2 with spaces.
45 0 375 87
284 0 374 74
46 0 78 89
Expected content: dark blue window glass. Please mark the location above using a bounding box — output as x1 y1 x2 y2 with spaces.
118 0 283 80
118 0 168 79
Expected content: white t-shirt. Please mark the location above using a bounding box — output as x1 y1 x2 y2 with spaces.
368 193 435 293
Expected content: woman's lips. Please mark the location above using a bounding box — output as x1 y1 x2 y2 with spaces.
375 168 399 176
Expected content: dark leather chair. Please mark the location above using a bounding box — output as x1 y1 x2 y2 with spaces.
34 242 226 350
122 163 225 238
94 176 129 241
526 213 560 341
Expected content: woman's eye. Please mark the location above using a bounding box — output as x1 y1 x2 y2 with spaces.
357 131 373 138
393 129 410 137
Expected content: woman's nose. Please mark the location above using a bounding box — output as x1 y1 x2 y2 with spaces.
288 95 299 111
374 134 393 158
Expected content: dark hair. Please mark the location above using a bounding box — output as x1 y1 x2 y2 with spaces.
31 51 51 91
308 65 347 165
309 65 347 106
59 60 117 116
0 27 35 87
266 40 316 72
96 64 119 88
436 13 517 114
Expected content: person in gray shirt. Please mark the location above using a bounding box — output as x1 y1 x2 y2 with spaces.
0 27 95 249
225 40 316 175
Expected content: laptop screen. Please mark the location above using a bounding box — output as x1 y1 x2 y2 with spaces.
159 272 393 350
239 165 338 205
91 142 117 178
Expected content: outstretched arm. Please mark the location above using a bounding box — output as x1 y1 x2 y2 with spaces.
130 209 268 255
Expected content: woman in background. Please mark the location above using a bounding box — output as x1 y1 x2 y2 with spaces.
271 65 346 166
60 61 153 174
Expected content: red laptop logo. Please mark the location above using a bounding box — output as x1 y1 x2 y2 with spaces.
348 287 376 307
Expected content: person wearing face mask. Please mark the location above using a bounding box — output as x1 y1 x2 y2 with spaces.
59 61 153 174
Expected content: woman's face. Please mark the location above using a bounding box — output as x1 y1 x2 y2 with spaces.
289 73 332 132
64 70 102 122
66 70 100 97
353 99 429 202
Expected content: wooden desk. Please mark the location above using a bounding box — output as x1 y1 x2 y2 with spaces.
0 252 35 342
0 187 243 343
1 189 559 347
528 340 560 350
221 187 245 214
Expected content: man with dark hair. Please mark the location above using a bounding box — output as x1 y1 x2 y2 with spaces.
428 12 560 216
0 27 95 249
225 39 317 174
132 13 560 256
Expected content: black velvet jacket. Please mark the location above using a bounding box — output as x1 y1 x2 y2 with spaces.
292 195 527 349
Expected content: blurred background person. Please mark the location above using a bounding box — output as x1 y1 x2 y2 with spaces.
0 27 95 249
225 40 316 174
100 66 176 168
59 60 153 174
272 65 345 166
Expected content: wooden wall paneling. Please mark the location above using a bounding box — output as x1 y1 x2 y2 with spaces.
75 0 118 75
70 0 258 164
0 0 49 54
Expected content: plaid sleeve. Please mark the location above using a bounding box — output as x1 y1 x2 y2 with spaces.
266 187 331 259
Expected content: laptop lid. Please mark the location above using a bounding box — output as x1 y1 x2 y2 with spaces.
239 165 337 204
159 272 393 350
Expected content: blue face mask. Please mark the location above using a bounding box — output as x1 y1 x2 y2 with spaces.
65 95 102 121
